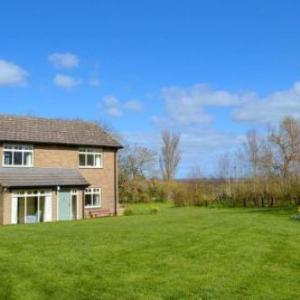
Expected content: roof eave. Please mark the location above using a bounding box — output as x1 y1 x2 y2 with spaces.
0 139 123 149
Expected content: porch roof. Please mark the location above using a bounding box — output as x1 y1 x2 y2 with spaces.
0 167 90 188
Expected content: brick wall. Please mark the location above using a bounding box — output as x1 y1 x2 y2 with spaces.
2 190 12 225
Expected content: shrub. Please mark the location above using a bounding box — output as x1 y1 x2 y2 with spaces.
172 184 190 207
123 207 134 216
119 179 169 203
149 206 160 214
291 213 300 221
148 179 169 202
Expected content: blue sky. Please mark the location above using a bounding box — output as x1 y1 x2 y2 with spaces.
1 0 300 176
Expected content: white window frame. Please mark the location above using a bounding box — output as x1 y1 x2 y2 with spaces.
12 190 52 224
3 144 34 167
71 189 78 195
84 188 101 208
78 148 103 169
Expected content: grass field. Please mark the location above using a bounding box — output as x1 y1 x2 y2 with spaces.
0 204 300 299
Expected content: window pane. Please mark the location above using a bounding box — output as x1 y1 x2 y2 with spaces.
85 194 92 206
95 154 101 167
26 196 38 223
39 196 45 222
79 154 86 166
93 194 100 206
24 152 32 166
14 152 22 165
87 154 94 166
72 195 77 220
4 151 12 165
18 197 25 224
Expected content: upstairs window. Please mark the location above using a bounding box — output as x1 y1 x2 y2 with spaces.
84 188 101 208
79 148 103 168
3 144 33 167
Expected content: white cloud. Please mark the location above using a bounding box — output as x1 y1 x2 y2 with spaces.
161 84 245 125
159 82 300 126
0 60 28 86
53 74 81 89
89 78 101 87
100 96 143 117
48 53 79 69
124 100 144 112
233 82 300 124
102 95 123 117
181 128 244 175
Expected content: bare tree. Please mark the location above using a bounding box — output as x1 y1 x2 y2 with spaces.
187 164 202 179
269 117 300 178
159 129 181 180
119 145 157 181
96 120 124 144
243 129 260 177
259 137 276 176
217 153 232 180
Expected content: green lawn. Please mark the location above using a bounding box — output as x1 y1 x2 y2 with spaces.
0 205 300 300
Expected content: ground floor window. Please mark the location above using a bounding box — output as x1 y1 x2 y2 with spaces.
12 190 52 224
84 188 101 208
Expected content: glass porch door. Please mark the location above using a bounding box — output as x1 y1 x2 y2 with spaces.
11 191 52 224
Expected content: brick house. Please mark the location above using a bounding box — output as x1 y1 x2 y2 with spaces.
0 115 122 225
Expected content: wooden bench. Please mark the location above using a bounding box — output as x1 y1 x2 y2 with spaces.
88 209 111 218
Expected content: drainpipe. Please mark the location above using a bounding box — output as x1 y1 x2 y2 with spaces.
82 189 85 219
114 151 118 216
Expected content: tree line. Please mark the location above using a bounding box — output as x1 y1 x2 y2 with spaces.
119 116 300 208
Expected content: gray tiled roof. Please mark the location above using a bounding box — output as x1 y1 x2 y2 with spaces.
0 167 90 188
0 115 122 148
